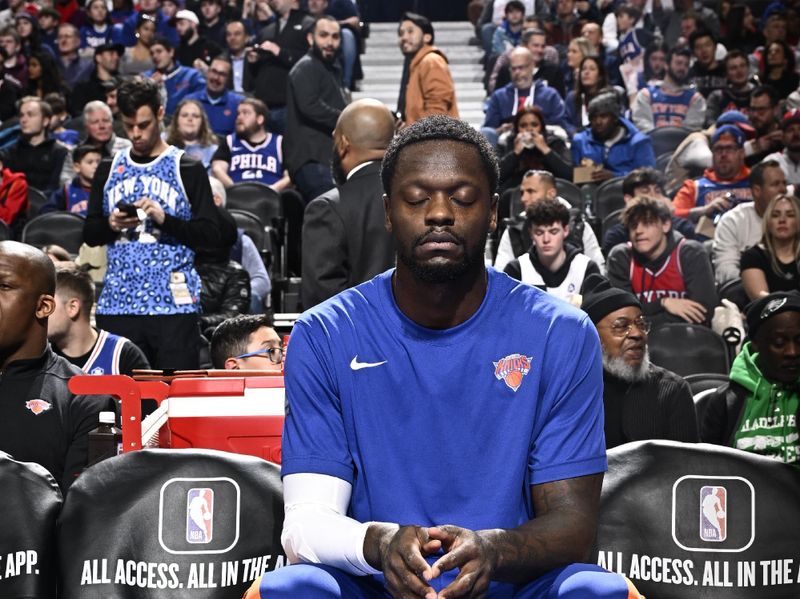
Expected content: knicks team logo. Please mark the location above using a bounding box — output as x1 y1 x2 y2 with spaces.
25 399 52 415
186 488 214 544
700 486 727 542
493 354 533 392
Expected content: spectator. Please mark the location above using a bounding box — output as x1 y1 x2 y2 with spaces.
562 36 593 101
722 3 762 56
307 0 362 90
565 56 608 136
59 101 131 185
175 8 221 72
673 124 752 223
80 0 112 50
45 92 80 149
601 0 655 54
0 56 22 121
55 23 92 90
212 97 288 190
0 161 27 232
701 291 800 464
713 159 787 286
396 12 458 127
144 36 206 117
544 0 585 50
498 105 571 193
482 47 568 147
119 13 155 75
68 41 123 115
704 50 755 127
750 13 796 78
37 7 60 54
223 19 248 93
24 50 67 98
15 13 51 59
744 85 783 166
638 40 667 88
494 169 604 272
571 89 656 181
49 263 150 375
209 314 282 371
654 0 720 49
688 28 726 99
301 98 395 309
0 0 28 30
0 26 27 88
185 56 243 136
607 196 717 327
43 145 101 216
491 0 525 59
165 99 219 172
198 0 227 48
741 194 800 300
581 275 699 449
632 47 705 133
0 241 116 493
760 41 798 101
208 176 270 313
603 167 696 255
504 198 601 304
762 110 800 186
0 96 67 194
119 0 176 48
244 0 313 136
285 15 347 204
83 77 236 370
489 27 565 97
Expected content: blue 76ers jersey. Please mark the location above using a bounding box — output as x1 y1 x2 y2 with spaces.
99 146 200 316
226 132 283 186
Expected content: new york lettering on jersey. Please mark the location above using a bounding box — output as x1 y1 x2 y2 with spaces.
648 86 696 128
226 132 283 185
694 179 752 209
629 239 687 304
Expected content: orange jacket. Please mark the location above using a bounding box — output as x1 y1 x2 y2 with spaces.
404 45 459 124
673 166 751 218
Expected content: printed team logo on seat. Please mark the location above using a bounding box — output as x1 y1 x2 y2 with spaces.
493 354 533 392
186 488 214 544
700 486 727 542
25 399 52 415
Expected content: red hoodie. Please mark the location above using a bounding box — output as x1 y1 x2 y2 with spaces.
0 168 29 227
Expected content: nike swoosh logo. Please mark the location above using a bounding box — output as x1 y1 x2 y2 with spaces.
350 355 387 370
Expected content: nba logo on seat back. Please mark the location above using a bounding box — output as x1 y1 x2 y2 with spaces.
186 488 214 544
700 486 727 542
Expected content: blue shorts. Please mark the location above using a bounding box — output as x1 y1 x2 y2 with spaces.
260 562 637 598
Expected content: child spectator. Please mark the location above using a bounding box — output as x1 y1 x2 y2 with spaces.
80 0 112 51
42 145 101 216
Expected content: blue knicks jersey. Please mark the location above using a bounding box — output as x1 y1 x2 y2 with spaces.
226 132 283 185
64 182 90 216
695 176 752 209
99 146 200 316
648 85 697 128
282 269 607 589
82 329 126 375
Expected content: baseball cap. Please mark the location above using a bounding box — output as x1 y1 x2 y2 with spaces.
94 41 125 55
711 124 745 147
175 9 199 25
782 108 800 129
716 110 755 136
746 291 800 339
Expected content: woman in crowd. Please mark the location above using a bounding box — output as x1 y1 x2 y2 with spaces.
15 13 54 58
498 105 571 194
723 3 762 56
562 36 594 98
760 40 799 101
638 41 667 89
565 55 607 135
80 0 113 50
24 51 66 98
165 99 220 172
120 13 155 75
741 194 800 300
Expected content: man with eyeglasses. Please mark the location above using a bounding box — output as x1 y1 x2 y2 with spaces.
186 56 243 136
210 314 283 371
673 125 753 224
582 275 699 449
55 23 92 90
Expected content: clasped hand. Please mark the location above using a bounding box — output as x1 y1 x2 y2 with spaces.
381 525 498 599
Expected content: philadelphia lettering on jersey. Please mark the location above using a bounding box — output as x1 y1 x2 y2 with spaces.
647 85 697 128
81 330 126 375
629 238 687 304
226 132 283 185
100 146 200 316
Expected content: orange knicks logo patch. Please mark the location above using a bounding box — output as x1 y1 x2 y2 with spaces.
25 399 52 415
493 354 533 392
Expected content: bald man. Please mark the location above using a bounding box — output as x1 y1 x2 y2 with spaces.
0 241 116 492
301 98 396 308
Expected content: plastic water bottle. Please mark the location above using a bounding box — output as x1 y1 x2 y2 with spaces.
87 411 122 466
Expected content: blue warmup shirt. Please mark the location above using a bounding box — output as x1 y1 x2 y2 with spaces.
99 146 200 316
144 64 206 116
185 89 243 136
225 132 283 185
282 268 607 553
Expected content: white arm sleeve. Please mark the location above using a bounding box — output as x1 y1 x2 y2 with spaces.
280 473 389 577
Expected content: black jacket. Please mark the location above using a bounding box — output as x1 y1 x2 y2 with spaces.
284 49 347 175
0 137 68 193
301 161 394 308
0 346 117 493
699 381 749 446
68 68 113 116
196 254 251 337
244 9 314 108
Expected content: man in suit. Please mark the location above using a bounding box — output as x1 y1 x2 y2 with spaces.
301 99 395 309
